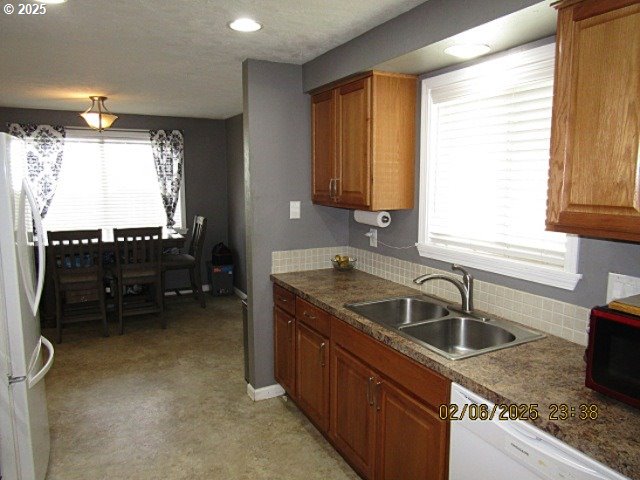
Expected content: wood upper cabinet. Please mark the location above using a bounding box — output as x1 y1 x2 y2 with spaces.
312 90 336 205
337 78 372 208
311 71 417 211
546 0 640 241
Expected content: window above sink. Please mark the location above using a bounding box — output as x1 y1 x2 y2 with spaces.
417 42 582 291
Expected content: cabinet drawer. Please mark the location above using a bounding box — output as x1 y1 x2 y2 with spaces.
273 284 295 315
296 297 331 337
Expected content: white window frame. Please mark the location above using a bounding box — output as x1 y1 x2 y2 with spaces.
51 127 187 231
417 43 582 290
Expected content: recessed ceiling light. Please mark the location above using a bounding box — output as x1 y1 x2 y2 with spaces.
444 44 491 60
228 18 262 32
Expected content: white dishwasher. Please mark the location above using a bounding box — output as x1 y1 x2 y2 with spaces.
449 383 629 480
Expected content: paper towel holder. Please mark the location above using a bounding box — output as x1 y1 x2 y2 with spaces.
353 210 392 228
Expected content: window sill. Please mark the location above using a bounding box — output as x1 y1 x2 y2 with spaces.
416 243 582 290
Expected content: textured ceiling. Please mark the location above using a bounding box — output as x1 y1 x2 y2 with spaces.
0 0 426 119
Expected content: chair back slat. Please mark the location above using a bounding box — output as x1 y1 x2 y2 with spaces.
113 227 162 272
48 230 103 279
188 216 207 263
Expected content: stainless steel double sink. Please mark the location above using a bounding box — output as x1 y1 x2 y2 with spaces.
345 296 544 360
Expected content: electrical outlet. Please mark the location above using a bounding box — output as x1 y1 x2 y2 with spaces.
365 228 378 247
607 273 640 303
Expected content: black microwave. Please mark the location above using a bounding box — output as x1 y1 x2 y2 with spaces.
586 306 640 408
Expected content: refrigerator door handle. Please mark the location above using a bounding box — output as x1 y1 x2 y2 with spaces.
22 178 46 316
27 336 54 389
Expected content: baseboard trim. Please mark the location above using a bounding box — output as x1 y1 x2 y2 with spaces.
246 383 285 401
234 287 247 300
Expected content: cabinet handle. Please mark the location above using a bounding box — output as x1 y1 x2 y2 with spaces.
303 311 316 320
287 319 293 336
319 342 326 367
366 376 375 406
329 178 336 198
374 381 382 411
334 178 340 198
278 296 288 303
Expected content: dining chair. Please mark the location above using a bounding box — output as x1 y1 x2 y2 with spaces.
47 230 107 343
162 216 207 308
113 227 164 334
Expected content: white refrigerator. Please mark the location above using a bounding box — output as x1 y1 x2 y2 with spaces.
0 132 54 480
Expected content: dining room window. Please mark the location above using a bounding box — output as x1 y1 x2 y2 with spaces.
43 128 184 232
418 42 581 290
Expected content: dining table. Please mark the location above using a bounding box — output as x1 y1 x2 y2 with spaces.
39 227 186 325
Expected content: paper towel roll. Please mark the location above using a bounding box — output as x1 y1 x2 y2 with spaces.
354 210 391 228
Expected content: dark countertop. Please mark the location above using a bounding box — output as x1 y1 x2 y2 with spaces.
271 269 640 479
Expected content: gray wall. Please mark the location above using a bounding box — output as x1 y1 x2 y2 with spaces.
303 0 544 91
299 0 640 308
243 60 349 389
347 62 640 309
350 212 640 308
225 114 246 294
0 106 228 288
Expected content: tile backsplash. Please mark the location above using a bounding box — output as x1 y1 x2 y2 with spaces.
271 246 347 273
271 246 590 346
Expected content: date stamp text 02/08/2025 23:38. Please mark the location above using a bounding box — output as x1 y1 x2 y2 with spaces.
439 403 600 422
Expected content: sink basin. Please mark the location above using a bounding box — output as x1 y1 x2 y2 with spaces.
399 317 542 360
345 297 450 327
345 295 544 360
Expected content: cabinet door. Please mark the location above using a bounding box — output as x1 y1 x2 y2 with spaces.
296 322 330 432
330 344 376 479
312 90 336 205
547 1 640 241
374 379 447 480
337 78 371 208
273 307 295 395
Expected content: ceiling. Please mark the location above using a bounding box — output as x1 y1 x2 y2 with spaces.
0 0 426 119
376 1 556 75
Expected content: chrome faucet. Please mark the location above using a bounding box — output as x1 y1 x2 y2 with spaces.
413 264 474 314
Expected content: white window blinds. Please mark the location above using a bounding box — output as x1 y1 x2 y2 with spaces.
43 129 183 232
419 43 581 289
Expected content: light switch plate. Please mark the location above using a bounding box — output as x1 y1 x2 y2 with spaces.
289 201 301 219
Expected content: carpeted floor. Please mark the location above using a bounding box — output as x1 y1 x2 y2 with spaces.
43 295 358 480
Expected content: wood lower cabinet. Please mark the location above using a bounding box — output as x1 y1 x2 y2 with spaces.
331 318 449 480
331 344 377 479
273 306 296 396
273 285 449 480
375 379 447 480
546 0 640 241
311 70 417 211
296 322 330 431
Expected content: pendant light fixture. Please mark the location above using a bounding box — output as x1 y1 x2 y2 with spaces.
80 96 118 131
